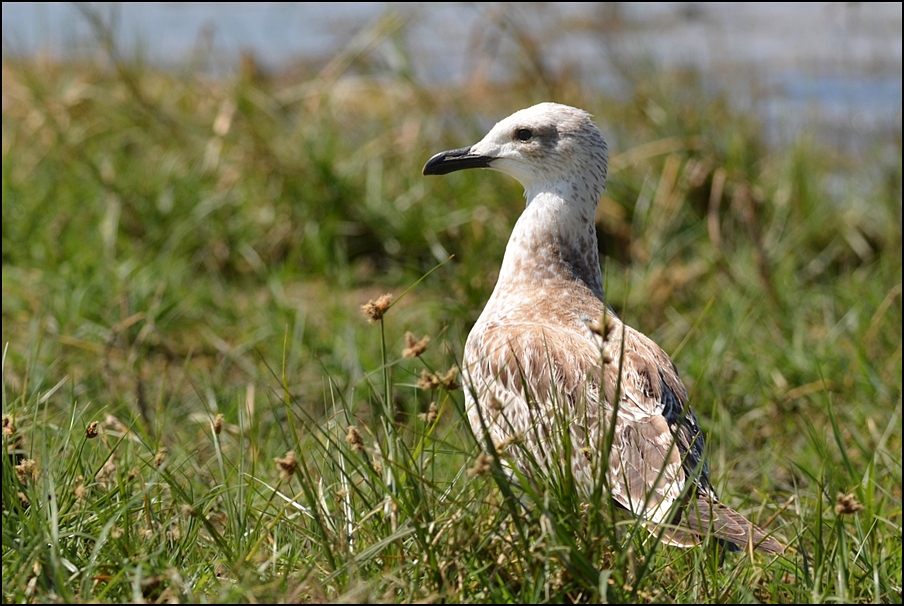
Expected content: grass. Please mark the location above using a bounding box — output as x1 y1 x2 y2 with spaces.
2 6 902 604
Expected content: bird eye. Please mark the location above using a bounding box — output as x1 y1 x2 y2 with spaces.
515 129 533 141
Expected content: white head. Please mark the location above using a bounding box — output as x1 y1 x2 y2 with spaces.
424 103 609 299
423 102 608 204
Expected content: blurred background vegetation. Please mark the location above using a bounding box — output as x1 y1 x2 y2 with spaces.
2 3 901 603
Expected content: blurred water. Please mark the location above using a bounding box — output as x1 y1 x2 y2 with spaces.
2 2 901 148
1 3 382 69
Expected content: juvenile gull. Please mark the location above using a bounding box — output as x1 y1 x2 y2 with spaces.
423 102 783 554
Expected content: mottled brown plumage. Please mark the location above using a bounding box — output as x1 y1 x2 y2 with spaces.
423 102 783 554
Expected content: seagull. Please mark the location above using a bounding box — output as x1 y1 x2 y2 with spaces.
423 102 783 554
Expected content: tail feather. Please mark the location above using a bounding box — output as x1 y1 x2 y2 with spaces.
656 497 784 555
686 497 784 554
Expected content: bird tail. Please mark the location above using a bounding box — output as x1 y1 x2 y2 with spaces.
655 497 784 555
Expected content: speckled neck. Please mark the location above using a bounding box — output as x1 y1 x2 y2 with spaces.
492 182 604 303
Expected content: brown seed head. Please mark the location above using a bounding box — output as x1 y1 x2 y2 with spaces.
439 367 459 390
15 459 38 483
468 452 494 477
418 401 439 424
361 293 393 323
86 421 99 439
835 492 865 515
346 426 365 453
417 368 460 390
275 451 298 480
402 332 430 358
417 369 441 390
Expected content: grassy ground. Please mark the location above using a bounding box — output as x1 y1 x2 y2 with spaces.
2 10 902 604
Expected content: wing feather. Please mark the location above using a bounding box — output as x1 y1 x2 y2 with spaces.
463 299 783 554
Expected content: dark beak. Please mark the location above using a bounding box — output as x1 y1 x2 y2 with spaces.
422 146 494 176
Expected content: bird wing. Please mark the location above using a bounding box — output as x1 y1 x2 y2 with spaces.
464 308 700 512
464 306 783 553
595 320 783 553
596 322 696 526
